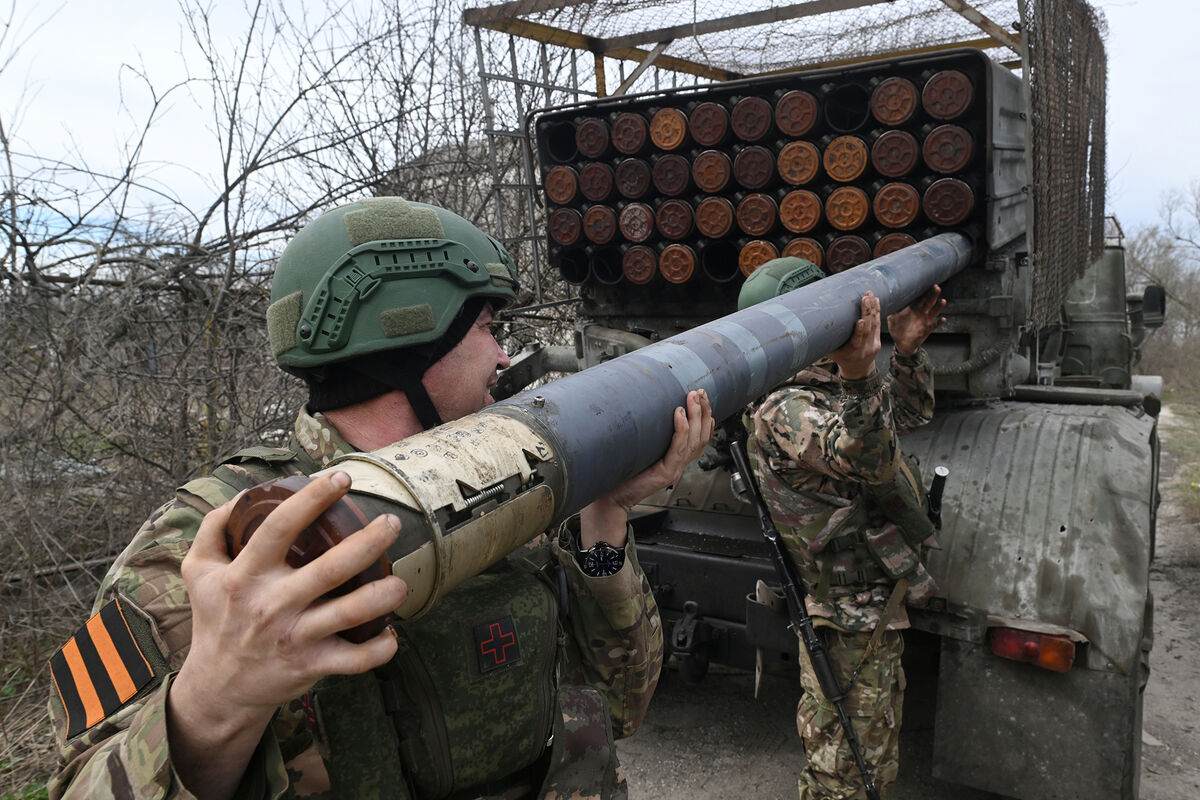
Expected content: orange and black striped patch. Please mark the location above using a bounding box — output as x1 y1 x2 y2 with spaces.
50 598 158 738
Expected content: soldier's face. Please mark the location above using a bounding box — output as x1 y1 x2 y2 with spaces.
423 302 510 422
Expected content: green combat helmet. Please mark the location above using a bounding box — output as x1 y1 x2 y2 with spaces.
736 256 824 311
266 196 520 427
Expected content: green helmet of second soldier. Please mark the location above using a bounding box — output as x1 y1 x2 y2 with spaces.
737 256 833 369
266 196 518 429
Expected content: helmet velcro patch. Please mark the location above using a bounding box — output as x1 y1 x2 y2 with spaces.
345 198 443 246
381 304 436 338
50 597 168 739
267 290 303 357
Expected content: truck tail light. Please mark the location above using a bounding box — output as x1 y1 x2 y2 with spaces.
989 627 1076 672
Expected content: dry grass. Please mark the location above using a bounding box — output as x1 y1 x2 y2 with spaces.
1160 389 1200 523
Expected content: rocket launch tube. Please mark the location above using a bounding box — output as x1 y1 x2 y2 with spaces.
489 231 972 519
228 232 971 623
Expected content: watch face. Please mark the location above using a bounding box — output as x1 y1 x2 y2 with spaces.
582 542 625 577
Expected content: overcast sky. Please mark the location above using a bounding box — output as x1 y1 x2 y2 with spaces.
2 0 1192 234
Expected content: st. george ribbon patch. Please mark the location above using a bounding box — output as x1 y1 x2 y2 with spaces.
474 614 522 674
50 597 160 738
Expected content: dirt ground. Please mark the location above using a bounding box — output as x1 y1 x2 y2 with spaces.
617 403 1200 799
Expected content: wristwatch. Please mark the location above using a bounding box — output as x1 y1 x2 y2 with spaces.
576 540 626 577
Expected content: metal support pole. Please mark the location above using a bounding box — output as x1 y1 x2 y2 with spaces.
509 35 545 303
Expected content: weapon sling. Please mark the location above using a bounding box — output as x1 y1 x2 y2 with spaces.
726 423 881 800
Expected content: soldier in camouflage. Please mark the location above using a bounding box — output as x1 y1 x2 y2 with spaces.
48 197 713 800
738 258 947 800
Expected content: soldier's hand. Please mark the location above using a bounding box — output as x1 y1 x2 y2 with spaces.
831 292 882 379
166 472 407 797
580 389 714 548
888 284 948 356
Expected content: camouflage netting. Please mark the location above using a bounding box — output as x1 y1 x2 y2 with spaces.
470 0 1107 325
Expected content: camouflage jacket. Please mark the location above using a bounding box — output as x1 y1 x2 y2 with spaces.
745 350 935 632
48 407 663 800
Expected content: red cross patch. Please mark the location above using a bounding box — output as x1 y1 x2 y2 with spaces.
474 615 521 674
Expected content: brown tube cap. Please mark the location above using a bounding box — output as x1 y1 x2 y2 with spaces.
739 240 779 276
922 124 974 174
736 193 778 237
579 162 615 202
693 150 733 193
731 96 773 142
689 102 730 147
775 90 819 137
652 154 691 196
650 107 689 151
576 118 610 159
733 145 775 190
872 182 920 229
778 141 820 186
582 205 618 244
871 130 920 178
826 235 871 273
826 186 870 231
873 232 917 258
660 243 697 283
870 77 919 126
780 190 822 234
922 70 974 120
619 202 656 243
695 196 735 238
548 207 583 246
823 135 869 182
782 237 824 267
615 158 652 199
612 113 649 155
545 165 578 205
623 245 658 285
656 199 694 240
923 178 975 225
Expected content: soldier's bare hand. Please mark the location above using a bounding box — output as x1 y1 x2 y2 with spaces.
580 389 713 549
831 292 882 379
166 472 407 796
888 284 948 356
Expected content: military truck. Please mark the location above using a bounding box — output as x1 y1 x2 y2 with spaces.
480 1 1164 796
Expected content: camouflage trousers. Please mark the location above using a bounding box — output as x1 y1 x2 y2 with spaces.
795 628 905 800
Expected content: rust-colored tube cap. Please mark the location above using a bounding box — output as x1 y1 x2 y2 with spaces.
656 199 694 240
872 182 920 229
612 112 649 155
576 117 610 159
731 96 773 142
923 177 975 225
775 90 819 137
738 240 779 276
922 124 974 174
922 70 974 120
615 158 652 199
545 165 579 205
689 102 730 147
782 237 824 267
695 196 736 238
619 202 656 243
693 150 733 193
652 154 691 196
826 235 871 273
582 205 618 244
578 162 615 202
548 207 583 246
871 130 920 178
623 245 658 285
778 140 821 186
873 232 917 258
650 107 689 151
823 135 869 183
870 77 919 126
736 193 778 237
733 145 775 190
826 186 870 231
660 243 697 283
780 190 822 234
